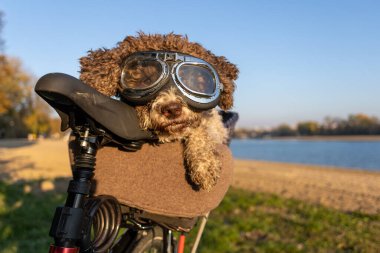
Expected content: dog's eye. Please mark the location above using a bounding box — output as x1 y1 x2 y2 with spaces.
122 59 162 89
177 65 215 94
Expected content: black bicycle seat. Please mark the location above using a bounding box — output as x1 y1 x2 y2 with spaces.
35 73 155 141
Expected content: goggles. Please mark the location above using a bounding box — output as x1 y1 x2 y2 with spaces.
120 51 222 110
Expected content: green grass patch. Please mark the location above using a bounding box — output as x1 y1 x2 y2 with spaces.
192 187 380 253
0 180 66 253
0 183 379 253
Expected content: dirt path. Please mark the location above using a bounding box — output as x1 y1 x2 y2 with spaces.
1 139 379 214
0 139 71 182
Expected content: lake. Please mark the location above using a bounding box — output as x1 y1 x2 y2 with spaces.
230 139 380 171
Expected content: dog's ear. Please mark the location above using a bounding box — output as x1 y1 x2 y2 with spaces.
79 48 121 96
219 78 236 110
215 58 239 110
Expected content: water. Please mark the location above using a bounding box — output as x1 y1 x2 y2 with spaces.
230 139 380 171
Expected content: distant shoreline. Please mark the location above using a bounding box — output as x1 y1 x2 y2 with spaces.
234 135 380 141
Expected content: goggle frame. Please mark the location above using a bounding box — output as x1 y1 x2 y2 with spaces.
120 51 223 109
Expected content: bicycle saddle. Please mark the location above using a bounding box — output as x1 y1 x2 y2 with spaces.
35 73 154 141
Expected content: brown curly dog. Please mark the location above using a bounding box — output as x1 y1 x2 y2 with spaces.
79 33 239 191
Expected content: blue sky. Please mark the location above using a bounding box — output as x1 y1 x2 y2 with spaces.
2 0 380 128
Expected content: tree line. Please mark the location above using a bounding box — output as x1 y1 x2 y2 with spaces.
233 114 380 139
0 54 60 138
0 12 60 138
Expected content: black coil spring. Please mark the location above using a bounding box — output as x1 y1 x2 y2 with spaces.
75 153 96 169
83 196 122 253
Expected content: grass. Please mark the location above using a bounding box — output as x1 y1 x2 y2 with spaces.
193 188 380 253
0 179 66 253
0 182 379 253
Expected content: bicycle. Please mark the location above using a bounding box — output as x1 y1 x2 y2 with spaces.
36 73 238 253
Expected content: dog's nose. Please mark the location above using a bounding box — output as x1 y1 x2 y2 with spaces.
161 102 182 119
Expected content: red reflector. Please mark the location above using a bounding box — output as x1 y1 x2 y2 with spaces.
49 245 79 253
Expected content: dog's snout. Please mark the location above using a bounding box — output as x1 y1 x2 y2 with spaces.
161 102 182 119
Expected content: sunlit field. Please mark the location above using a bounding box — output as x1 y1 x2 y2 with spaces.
0 139 379 252
0 182 379 253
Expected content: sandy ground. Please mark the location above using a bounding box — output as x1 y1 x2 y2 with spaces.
1 139 379 214
234 160 380 214
0 139 72 182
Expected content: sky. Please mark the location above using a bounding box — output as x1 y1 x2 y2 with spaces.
2 0 380 128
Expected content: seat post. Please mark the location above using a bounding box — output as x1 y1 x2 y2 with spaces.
49 126 100 250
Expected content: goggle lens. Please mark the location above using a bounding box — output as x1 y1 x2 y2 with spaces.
177 64 216 95
121 58 162 90
120 52 222 109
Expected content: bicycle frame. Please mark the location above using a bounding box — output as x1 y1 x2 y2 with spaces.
46 115 236 253
48 126 191 253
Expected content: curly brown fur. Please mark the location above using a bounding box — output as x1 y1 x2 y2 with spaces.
79 33 238 191
80 32 239 110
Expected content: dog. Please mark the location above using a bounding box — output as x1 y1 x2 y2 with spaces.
134 87 227 191
79 33 239 191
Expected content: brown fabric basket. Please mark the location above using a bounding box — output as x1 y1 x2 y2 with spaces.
69 140 234 219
